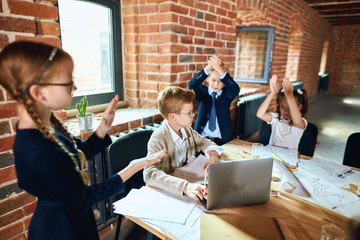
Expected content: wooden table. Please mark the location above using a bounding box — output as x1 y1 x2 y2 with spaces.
124 139 359 240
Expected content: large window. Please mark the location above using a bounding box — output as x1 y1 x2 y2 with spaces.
58 0 122 108
234 26 275 84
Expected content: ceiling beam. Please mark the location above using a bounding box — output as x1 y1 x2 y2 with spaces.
307 1 360 7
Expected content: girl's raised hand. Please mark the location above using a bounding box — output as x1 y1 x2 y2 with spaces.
269 74 281 94
282 77 293 97
96 95 119 138
144 149 168 166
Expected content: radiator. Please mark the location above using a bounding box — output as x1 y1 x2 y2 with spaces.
236 93 266 140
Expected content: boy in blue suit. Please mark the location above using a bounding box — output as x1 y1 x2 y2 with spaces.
188 55 240 145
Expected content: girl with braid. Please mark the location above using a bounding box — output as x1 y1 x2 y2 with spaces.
0 41 167 240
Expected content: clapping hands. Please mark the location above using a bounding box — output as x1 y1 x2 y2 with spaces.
270 75 293 97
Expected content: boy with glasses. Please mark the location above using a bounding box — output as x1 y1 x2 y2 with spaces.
144 86 222 200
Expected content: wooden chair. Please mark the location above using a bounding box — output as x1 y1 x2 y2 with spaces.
107 129 154 240
343 132 360 168
258 121 318 157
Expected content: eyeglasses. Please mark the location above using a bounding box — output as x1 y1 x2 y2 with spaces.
175 111 195 117
34 77 75 95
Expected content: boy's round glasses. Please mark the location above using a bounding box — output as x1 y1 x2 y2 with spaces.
175 111 194 117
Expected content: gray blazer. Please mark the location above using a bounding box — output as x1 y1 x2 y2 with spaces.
143 122 215 195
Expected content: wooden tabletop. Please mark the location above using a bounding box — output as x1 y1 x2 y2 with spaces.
125 139 359 240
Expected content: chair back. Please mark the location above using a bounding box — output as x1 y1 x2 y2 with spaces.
298 122 318 157
107 129 154 200
343 132 360 168
257 121 318 157
258 121 271 145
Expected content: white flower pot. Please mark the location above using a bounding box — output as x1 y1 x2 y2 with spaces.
77 113 94 131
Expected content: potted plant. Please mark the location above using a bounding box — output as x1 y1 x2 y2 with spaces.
76 96 94 131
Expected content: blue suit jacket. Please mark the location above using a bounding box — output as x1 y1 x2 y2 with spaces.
188 69 240 144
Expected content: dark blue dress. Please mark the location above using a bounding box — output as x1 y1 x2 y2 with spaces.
13 127 124 240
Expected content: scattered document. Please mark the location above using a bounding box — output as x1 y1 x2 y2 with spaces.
174 154 208 183
253 145 299 166
272 159 310 197
113 186 202 240
294 158 360 220
113 186 197 223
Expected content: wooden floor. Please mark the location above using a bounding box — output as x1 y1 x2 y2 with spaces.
307 93 360 164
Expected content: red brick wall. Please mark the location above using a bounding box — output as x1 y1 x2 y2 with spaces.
122 0 237 108
0 1 61 238
0 0 354 238
328 24 360 96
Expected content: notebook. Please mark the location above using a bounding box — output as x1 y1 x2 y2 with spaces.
200 214 285 240
205 158 273 210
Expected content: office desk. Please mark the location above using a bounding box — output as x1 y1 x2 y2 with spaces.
123 139 359 240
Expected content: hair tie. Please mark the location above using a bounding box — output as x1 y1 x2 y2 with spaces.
297 89 303 95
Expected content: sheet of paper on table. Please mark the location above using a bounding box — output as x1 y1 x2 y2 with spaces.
174 154 208 183
253 145 299 166
294 158 360 220
113 186 202 240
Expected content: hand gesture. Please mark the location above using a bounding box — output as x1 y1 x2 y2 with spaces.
120 150 168 182
144 149 168 166
184 183 207 200
96 95 119 138
208 55 225 76
204 59 213 72
269 74 281 94
282 77 293 97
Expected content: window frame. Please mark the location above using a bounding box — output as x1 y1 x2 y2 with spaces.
234 26 275 84
58 0 123 109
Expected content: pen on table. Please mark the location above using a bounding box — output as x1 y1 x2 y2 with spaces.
242 150 251 155
337 170 354 178
272 152 284 163
204 168 208 186
272 152 296 167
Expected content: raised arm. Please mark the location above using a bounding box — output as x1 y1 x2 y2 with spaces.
209 55 240 99
256 74 280 122
282 77 306 129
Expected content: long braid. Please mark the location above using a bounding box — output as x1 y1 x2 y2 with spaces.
0 41 89 184
51 112 90 185
23 96 90 185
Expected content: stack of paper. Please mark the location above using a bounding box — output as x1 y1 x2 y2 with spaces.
113 186 203 240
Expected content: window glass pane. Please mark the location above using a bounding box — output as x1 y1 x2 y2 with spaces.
58 0 114 97
234 31 269 79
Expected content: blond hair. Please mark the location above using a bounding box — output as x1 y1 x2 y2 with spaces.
0 41 89 185
158 86 195 119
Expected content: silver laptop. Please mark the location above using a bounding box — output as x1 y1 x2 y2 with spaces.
205 158 273 210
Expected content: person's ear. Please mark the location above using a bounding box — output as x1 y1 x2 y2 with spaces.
168 112 176 120
28 85 46 102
